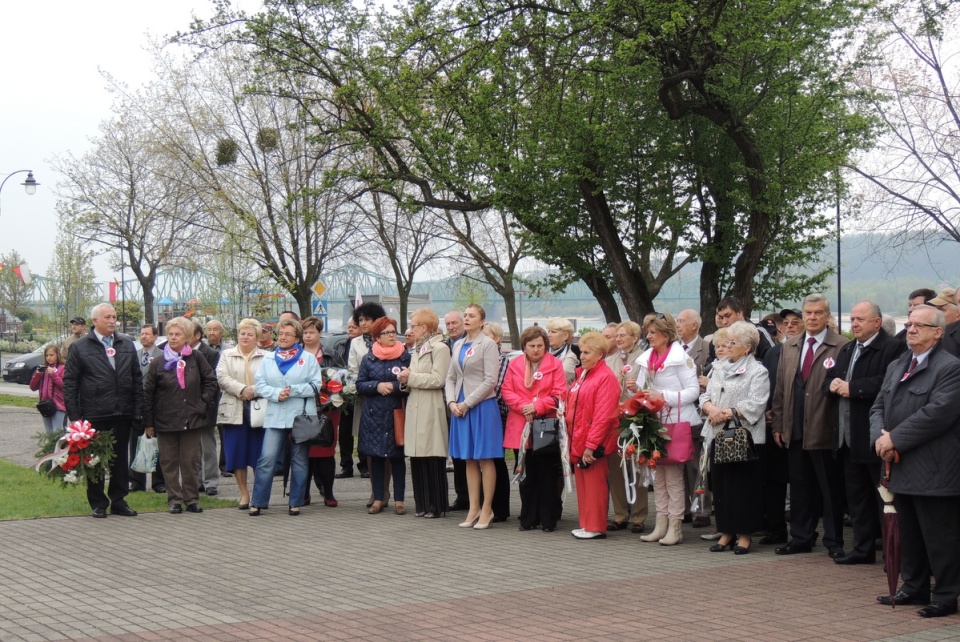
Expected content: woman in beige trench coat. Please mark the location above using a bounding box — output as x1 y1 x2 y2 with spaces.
398 308 452 518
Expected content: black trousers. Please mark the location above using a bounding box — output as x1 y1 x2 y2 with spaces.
308 456 336 500
129 423 164 491
452 458 468 505
338 407 358 472
491 456 510 520
518 448 563 529
787 443 845 550
87 417 132 511
895 493 960 604
842 447 882 559
760 441 788 536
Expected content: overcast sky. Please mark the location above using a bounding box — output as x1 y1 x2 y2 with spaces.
0 1 251 284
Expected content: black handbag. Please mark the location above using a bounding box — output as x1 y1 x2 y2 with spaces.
531 416 560 452
291 385 334 447
36 398 57 418
711 414 758 465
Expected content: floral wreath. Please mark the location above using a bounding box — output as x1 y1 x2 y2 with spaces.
34 420 116 487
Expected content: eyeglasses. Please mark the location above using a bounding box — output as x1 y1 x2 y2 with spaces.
380 331 398 336
904 322 938 330
276 331 298 338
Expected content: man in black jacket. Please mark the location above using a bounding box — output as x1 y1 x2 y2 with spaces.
823 301 904 565
63 303 143 518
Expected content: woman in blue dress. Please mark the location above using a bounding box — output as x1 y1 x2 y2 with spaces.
444 304 503 530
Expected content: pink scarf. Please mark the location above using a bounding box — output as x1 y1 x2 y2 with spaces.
647 346 669 374
373 341 406 360
163 343 193 389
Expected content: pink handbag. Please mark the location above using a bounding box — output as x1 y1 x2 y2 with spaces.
660 392 694 465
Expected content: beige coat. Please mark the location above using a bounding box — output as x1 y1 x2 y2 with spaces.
401 333 452 457
445 331 499 408
216 347 267 425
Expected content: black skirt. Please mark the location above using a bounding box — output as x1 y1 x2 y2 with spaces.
410 456 449 516
710 449 764 535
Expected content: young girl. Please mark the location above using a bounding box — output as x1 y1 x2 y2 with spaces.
30 345 67 432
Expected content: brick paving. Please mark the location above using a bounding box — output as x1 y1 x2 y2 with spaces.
3 404 960 640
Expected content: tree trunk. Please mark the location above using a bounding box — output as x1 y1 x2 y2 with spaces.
500 279 519 344
581 270 622 323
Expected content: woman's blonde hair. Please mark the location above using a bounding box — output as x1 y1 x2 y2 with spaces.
545 317 574 343
237 318 262 336
411 308 440 333
577 331 609 355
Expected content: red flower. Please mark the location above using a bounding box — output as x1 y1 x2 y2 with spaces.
637 455 647 464
325 380 343 393
651 450 661 460
66 453 81 469
625 444 636 456
319 392 330 405
76 438 90 450
68 443 80 453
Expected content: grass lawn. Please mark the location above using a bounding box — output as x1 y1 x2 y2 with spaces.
0 394 36 409
0 459 236 520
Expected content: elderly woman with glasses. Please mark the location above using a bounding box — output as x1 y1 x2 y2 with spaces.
636 312 701 546
546 317 580 385
358 317 411 514
143 316 219 514
249 318 323 516
397 308 451 517
699 321 769 554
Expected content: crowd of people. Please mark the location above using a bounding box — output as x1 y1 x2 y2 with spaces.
41 283 960 617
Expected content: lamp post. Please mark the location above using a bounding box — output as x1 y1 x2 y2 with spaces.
0 170 39 216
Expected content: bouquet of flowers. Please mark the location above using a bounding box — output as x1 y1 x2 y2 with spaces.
34 419 116 487
617 389 670 468
319 368 354 409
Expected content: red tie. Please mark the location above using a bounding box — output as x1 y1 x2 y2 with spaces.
904 357 919 380
801 337 817 382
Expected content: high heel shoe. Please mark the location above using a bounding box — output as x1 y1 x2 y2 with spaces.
458 514 480 528
368 501 384 514
248 507 261 517
474 512 494 530
734 537 751 555
288 507 300 516
710 537 735 552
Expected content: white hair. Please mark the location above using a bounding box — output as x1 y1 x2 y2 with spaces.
90 302 115 320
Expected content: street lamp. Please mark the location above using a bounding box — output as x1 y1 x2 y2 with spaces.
0 170 40 216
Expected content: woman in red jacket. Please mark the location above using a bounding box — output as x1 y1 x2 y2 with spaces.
502 326 567 532
565 332 620 540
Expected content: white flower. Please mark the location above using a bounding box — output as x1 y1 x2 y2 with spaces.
55 454 69 467
63 470 79 484
343 383 357 395
330 394 344 408
86 456 100 467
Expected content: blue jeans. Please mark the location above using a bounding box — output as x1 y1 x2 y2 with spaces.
251 428 309 508
43 411 67 433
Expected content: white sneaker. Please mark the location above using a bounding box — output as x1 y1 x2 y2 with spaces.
571 528 585 537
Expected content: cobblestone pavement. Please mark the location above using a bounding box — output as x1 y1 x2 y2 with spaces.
2 405 960 641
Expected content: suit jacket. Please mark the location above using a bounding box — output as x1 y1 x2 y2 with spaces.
772 328 848 449
137 346 163 377
683 335 709 374
869 344 960 496
63 331 143 422
941 320 960 359
822 329 904 463
444 332 500 409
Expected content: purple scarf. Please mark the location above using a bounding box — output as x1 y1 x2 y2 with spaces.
275 343 304 375
163 343 193 389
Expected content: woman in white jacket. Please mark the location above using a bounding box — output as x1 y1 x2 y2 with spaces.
635 312 701 546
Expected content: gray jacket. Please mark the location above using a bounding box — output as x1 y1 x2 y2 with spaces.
445 332 499 409
869 344 960 496
699 356 770 447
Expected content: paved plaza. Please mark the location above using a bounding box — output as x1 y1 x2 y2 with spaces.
3 402 960 641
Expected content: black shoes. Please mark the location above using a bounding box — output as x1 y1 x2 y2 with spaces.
153 485 166 494
775 542 813 555
92 508 107 518
877 591 929 606
448 502 470 512
710 540 735 552
186 504 203 513
334 470 354 479
111 505 138 517
607 521 627 531
205 488 219 496
917 602 957 618
169 504 183 514
834 552 876 565
360 471 371 479
827 547 845 559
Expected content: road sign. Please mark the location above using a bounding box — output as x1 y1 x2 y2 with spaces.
311 279 327 298
312 299 327 316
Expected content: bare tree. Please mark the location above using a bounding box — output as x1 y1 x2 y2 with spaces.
850 1 960 245
0 250 33 319
46 230 99 330
54 116 201 324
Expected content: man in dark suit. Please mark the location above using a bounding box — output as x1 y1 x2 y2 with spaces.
894 288 936 343
823 301 903 565
130 324 165 493
192 321 221 496
757 308 803 544
772 293 848 557
63 303 143 518
871 304 960 617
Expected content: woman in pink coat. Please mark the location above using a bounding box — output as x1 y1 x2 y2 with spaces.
502 326 566 532
565 332 620 540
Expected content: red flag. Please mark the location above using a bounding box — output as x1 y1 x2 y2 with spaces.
13 264 31 285
109 281 118 303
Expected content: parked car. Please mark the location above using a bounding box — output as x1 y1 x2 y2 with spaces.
3 345 48 384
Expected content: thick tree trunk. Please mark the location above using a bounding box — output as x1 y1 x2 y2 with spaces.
500 279 519 345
